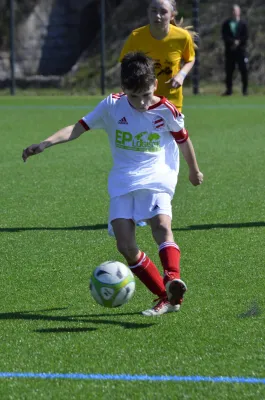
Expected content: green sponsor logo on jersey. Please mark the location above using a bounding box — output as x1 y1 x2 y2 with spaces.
115 130 161 152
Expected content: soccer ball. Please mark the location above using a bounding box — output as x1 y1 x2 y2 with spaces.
89 261 135 308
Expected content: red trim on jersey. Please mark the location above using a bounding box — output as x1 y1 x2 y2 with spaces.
170 128 189 144
125 95 165 111
165 101 177 118
148 96 165 110
158 97 181 118
112 92 125 99
79 119 90 131
166 101 179 118
149 96 181 117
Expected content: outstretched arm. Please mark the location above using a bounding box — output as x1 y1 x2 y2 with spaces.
178 137 203 186
22 122 86 162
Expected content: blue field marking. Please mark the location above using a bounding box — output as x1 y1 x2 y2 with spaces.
0 372 265 384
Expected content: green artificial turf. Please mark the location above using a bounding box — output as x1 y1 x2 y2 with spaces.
0 95 264 399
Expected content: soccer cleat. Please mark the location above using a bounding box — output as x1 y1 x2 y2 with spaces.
142 297 180 316
165 279 187 306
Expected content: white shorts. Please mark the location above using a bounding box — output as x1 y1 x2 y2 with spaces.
108 189 172 236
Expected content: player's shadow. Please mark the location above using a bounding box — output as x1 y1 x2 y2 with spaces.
0 224 108 233
172 221 265 231
1 221 264 233
0 308 155 333
35 327 97 333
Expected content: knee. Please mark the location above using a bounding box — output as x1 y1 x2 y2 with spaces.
116 241 138 260
152 220 172 240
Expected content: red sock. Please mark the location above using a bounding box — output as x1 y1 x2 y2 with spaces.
129 252 166 298
159 242 181 281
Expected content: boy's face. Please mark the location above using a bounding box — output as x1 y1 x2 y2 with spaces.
124 81 158 112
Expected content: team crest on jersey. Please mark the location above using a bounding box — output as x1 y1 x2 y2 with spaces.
152 116 165 130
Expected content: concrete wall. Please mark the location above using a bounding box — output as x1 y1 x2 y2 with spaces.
0 0 96 80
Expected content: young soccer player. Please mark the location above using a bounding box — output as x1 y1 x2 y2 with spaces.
119 0 197 112
22 52 203 316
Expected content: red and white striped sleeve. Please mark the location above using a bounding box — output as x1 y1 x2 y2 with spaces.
163 99 189 144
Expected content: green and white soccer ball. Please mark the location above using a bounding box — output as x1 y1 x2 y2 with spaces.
90 261 135 308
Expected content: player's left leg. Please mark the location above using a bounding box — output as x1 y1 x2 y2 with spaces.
133 190 187 308
149 213 187 307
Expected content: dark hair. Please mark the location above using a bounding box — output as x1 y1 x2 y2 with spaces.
121 52 156 92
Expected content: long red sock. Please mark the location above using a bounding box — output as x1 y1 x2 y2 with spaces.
159 242 181 281
129 252 166 298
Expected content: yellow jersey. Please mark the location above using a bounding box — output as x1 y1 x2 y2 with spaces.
119 24 195 110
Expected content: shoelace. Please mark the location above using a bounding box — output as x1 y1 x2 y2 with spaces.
153 297 169 310
153 295 168 303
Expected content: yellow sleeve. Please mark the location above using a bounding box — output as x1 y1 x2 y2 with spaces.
182 33 195 63
119 33 135 62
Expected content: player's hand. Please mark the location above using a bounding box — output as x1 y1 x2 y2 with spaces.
189 170 204 186
22 143 45 162
165 73 184 89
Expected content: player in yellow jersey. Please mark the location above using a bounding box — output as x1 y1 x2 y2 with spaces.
119 0 196 112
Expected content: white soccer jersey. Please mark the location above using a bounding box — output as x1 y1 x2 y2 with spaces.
79 94 188 198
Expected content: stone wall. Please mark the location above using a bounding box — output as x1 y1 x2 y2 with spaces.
0 0 96 81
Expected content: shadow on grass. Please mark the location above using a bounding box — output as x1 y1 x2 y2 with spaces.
238 301 262 318
1 221 264 233
0 224 108 233
35 327 97 333
0 308 155 333
173 222 265 231
0 221 265 233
